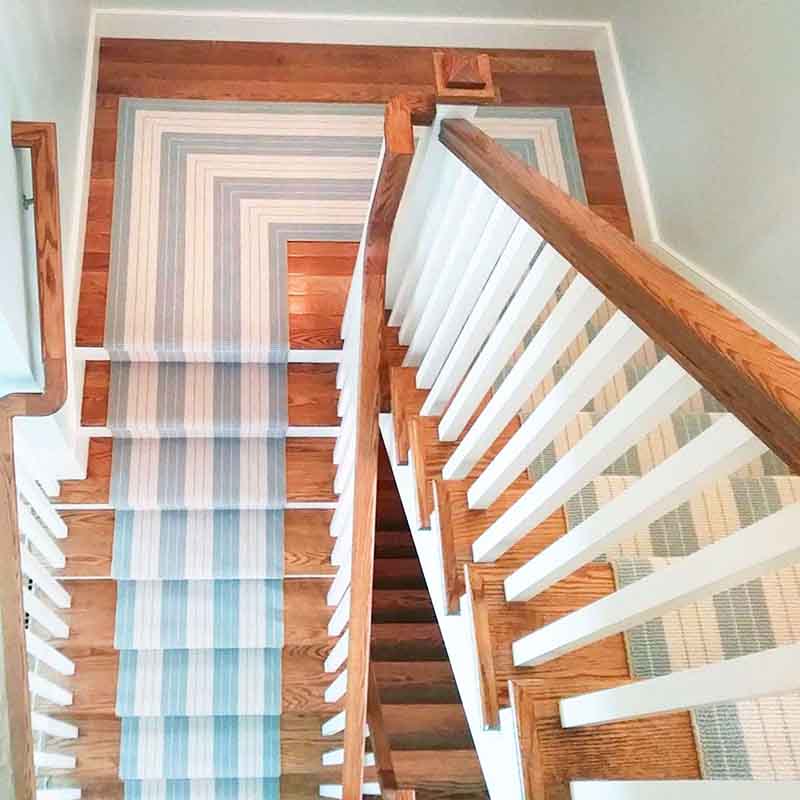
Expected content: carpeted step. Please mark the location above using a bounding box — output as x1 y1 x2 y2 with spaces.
529 412 790 481
565 476 800 559
116 649 281 717
123 779 279 800
109 363 288 438
119 717 280 779
111 510 284 580
110 439 285 510
114 580 283 650
614 556 800 780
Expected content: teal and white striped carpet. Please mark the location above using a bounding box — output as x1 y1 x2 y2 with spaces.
105 98 385 798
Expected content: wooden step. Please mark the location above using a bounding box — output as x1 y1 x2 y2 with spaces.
382 704 473 751
464 562 631 729
407 404 526 530
374 529 417 559
81 361 340 428
512 687 699 799
391 749 486 797
372 589 435 623
373 661 461 705
55 436 336 504
39 712 347 783
373 557 426 590
56 579 333 654
57 508 335 578
371 622 446 662
389 365 428 464
437 480 566 614
77 240 356 351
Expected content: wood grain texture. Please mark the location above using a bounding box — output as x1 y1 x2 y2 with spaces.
1 121 69 800
4 122 67 418
440 117 800 473
389 367 427 465
57 508 335 578
80 361 340 428
433 51 497 102
341 99 415 799
54 436 336 503
367 664 399 794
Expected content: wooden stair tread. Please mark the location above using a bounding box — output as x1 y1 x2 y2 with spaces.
55 437 337 504
375 529 418 559
513 688 700 799
57 508 335 578
40 712 348 781
77 241 355 351
382 704 473 751
373 661 461 705
373 557 426 589
60 579 333 652
39 642 335 717
371 622 447 662
465 563 631 729
437 480 566 613
372 588 436 623
81 361 341 428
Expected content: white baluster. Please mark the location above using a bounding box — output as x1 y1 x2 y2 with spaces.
561 642 800 727
513 504 800 668
324 630 349 673
24 590 69 639
29 672 72 706
420 222 542 413
401 177 498 358
37 790 82 800
472 358 700 563
439 244 572 442
320 783 381 798
409 200 518 376
504 414 766 601
325 669 348 703
468 313 648 508
322 747 375 767
570 781 800 800
31 712 78 739
21 547 71 609
19 503 66 568
444 275 604 480
26 630 75 675
328 589 350 637
17 467 67 539
34 752 76 769
327 559 351 607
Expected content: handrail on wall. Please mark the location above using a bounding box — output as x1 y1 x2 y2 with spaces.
439 118 800 474
2 121 67 800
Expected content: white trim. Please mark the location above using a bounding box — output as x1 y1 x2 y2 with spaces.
75 346 343 363
570 781 800 800
380 412 524 800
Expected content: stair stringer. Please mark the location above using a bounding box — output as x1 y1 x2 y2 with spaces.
379 413 524 800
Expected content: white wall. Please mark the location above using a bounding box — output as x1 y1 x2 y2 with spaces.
1 1 94 480
93 0 800 352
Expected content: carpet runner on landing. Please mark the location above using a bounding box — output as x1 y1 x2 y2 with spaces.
104 99 386 797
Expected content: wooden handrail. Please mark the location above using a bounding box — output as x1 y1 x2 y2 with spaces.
1 122 68 800
439 118 800 474
341 98 420 799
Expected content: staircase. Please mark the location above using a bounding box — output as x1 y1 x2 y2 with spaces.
375 108 800 799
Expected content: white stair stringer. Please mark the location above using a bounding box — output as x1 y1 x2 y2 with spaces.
379 413 524 800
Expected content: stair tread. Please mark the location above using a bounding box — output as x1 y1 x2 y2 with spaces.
82 361 340 429
371 622 447 661
372 588 435 623
512 687 699 795
373 661 461 705
55 437 337 505
57 508 335 579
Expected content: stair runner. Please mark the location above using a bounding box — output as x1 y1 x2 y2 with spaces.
103 98 385 798
510 310 800 780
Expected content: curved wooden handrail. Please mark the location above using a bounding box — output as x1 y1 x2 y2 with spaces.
341 97 422 799
440 118 800 473
1 121 67 800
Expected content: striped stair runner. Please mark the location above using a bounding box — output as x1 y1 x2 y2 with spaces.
505 296 800 779
98 97 387 797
